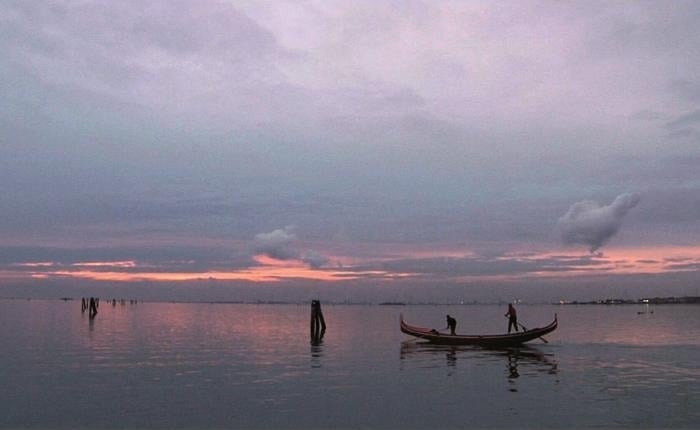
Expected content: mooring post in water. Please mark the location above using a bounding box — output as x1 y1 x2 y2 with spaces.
317 302 326 334
88 297 98 319
310 300 318 337
310 300 327 342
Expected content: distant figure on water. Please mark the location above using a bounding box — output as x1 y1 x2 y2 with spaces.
310 300 326 343
81 297 87 313
505 304 518 333
88 297 98 319
445 314 457 335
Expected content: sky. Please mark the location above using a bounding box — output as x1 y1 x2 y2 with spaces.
1 0 700 302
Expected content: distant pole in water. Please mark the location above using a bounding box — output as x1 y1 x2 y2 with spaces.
310 300 326 343
88 297 98 319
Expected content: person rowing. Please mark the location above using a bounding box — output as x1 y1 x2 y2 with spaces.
445 314 457 335
505 304 518 334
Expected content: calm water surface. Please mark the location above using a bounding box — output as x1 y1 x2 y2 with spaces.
1 299 698 428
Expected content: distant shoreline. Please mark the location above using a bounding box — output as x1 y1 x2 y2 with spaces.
1 296 699 306
558 296 700 305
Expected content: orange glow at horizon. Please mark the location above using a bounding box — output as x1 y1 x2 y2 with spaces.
12 262 56 267
15 255 400 283
73 260 137 268
252 255 299 267
28 263 404 283
529 245 700 276
5 244 700 284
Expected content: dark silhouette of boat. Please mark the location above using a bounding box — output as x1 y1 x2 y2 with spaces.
400 314 557 347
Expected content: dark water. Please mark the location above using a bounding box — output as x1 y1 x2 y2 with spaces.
1 299 698 428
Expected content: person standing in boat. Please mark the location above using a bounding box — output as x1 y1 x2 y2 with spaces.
505 304 519 333
445 314 457 335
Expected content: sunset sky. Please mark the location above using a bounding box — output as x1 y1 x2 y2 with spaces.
1 1 699 302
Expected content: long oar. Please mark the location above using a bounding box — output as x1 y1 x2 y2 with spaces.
506 316 549 343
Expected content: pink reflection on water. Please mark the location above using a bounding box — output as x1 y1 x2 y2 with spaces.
68 302 316 373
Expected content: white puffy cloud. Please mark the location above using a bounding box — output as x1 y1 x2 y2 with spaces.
557 193 641 252
253 226 299 260
252 227 328 268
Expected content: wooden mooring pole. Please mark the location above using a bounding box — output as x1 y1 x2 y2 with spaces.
310 300 326 342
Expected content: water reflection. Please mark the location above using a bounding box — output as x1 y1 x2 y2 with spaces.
507 351 519 379
400 341 558 380
310 338 323 368
446 347 456 367
1 300 697 429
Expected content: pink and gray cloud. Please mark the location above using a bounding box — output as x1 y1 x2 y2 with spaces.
253 227 329 268
558 193 641 252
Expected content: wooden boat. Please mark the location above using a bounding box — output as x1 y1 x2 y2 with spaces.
400 314 557 347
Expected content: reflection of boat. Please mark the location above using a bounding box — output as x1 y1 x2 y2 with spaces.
400 314 557 347
399 342 558 377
